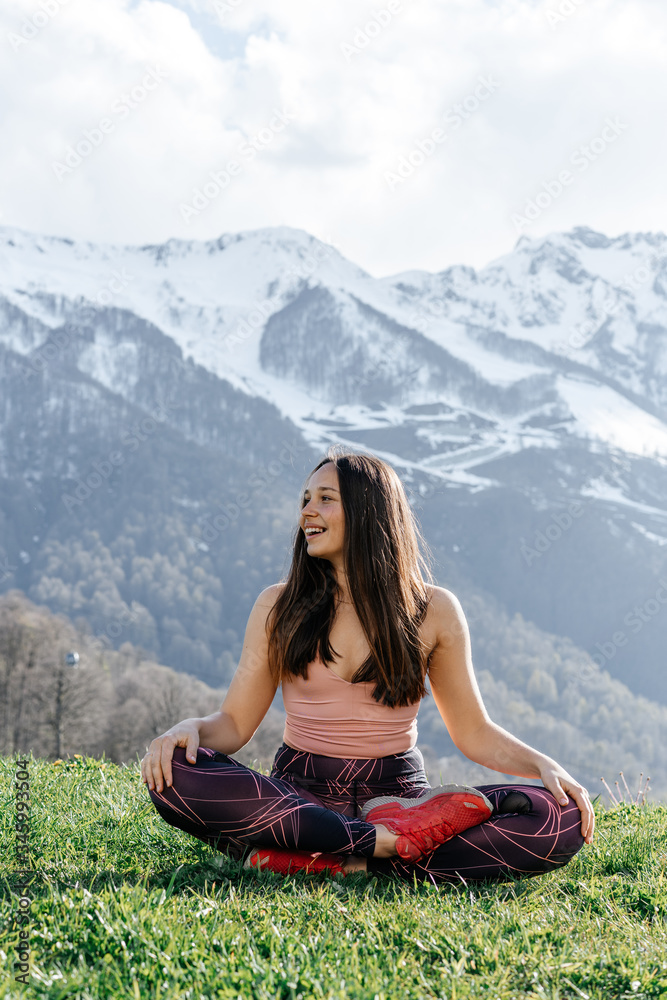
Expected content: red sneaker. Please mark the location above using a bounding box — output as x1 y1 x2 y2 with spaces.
361 784 493 862
244 847 347 876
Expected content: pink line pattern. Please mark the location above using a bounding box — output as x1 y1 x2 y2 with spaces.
148 745 584 883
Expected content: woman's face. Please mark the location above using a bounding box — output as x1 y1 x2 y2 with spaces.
300 462 345 565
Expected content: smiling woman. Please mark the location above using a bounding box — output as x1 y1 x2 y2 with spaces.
141 445 593 883
269 455 431 710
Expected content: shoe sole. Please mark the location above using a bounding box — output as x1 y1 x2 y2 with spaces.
243 849 344 875
361 783 493 821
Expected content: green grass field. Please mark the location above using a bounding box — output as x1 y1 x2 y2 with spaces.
1 754 666 1000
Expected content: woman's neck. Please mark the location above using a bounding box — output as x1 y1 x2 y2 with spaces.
333 572 353 605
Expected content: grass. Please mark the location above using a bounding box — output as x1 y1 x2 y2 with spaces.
1 754 667 1000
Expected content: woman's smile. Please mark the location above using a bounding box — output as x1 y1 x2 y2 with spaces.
300 462 345 565
305 528 326 542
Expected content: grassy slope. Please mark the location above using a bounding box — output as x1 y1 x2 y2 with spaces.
1 755 666 1000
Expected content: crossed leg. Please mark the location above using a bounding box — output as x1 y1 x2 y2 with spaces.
367 784 585 883
147 748 584 883
148 746 377 860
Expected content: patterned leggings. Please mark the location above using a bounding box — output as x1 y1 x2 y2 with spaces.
148 743 585 884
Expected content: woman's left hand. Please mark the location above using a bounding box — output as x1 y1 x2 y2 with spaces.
539 762 595 844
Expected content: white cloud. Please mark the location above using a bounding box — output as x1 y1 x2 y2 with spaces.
1 0 666 275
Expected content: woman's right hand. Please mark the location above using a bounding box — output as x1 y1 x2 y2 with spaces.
141 720 201 793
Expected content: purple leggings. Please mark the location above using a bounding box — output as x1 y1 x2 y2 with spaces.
148 743 584 884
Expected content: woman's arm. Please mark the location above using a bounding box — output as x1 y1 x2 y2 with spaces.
426 586 595 844
141 584 282 794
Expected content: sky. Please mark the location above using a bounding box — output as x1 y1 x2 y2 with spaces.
2 0 667 277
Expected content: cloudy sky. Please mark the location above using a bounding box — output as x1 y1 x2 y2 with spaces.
2 0 666 276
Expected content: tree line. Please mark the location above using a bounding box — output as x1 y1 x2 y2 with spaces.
2 587 665 799
0 590 283 767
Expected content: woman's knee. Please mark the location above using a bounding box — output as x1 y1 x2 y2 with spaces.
492 785 585 870
531 787 586 864
496 789 533 815
161 745 219 790
557 796 586 859
145 746 194 808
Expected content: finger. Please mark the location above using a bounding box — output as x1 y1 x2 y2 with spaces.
584 809 595 843
567 786 594 842
142 747 158 791
160 739 176 791
578 791 593 840
186 735 199 765
582 806 594 843
141 747 155 785
581 793 595 843
148 741 166 793
548 777 569 807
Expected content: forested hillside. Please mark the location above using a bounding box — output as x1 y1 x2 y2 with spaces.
2 590 664 799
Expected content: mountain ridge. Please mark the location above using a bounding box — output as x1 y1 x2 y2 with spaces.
0 221 666 707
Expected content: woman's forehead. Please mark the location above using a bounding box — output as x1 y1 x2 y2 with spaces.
305 463 339 491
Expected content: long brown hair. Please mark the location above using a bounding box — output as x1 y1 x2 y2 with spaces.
267 446 434 707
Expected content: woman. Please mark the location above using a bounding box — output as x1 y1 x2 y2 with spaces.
142 448 594 883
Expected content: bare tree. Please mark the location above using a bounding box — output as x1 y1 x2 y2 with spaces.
0 591 276 766
0 591 50 755
37 634 113 759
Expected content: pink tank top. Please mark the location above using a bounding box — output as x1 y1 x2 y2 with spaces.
282 652 420 759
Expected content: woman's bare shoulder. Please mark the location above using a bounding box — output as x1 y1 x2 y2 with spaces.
425 584 462 614
424 585 466 641
255 582 288 610
242 584 287 641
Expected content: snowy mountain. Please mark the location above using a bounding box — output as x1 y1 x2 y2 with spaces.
0 222 666 702
4 222 667 465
